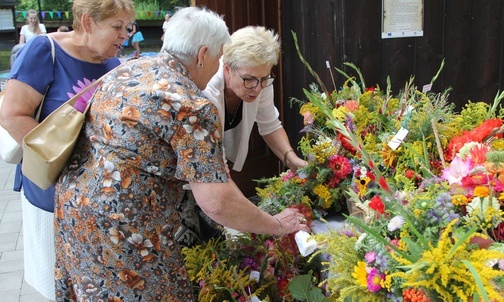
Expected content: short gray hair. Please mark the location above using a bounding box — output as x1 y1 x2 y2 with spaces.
161 7 230 66
223 26 280 70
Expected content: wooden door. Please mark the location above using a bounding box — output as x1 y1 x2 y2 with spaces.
194 0 283 197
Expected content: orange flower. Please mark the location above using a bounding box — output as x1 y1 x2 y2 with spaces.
344 100 359 112
473 186 490 198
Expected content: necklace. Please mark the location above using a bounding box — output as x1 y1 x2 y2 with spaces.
225 95 242 125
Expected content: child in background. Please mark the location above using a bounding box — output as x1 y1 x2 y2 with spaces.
129 21 144 58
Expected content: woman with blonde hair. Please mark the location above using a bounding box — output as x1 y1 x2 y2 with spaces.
10 9 47 67
19 9 46 44
203 26 306 174
0 0 135 299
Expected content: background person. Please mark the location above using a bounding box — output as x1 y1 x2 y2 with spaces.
203 26 306 173
10 9 47 67
53 7 309 301
0 0 135 300
57 25 69 32
129 20 144 57
160 11 170 41
19 9 46 44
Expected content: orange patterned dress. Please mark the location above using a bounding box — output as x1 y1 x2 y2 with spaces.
54 52 228 301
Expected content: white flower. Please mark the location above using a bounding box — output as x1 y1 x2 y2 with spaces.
355 233 367 249
387 216 405 232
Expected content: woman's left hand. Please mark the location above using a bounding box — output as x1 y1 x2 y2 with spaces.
286 155 308 173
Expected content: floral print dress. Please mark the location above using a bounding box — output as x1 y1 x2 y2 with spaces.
54 52 228 302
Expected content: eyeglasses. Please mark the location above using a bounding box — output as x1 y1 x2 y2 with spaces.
234 69 275 89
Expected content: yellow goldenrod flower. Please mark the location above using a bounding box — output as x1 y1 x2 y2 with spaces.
451 194 468 206
313 184 332 208
387 220 504 301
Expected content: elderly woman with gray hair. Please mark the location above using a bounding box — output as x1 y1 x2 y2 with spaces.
203 26 306 173
54 7 310 301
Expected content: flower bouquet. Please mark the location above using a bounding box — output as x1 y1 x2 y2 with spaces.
181 205 320 302
182 32 504 301
284 31 504 300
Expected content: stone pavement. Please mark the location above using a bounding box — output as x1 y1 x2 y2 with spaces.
0 160 50 302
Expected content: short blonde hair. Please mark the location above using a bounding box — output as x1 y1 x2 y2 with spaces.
72 0 135 32
223 26 280 70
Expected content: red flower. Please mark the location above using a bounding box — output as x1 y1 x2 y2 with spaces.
405 169 415 179
493 222 504 242
369 195 385 214
278 278 289 297
337 132 356 154
368 160 375 169
288 204 313 224
378 177 390 192
328 155 352 180
445 118 503 161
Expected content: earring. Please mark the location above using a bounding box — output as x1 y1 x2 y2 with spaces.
197 62 204 69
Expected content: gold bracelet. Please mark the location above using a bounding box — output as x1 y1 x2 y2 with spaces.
274 216 284 237
283 149 294 167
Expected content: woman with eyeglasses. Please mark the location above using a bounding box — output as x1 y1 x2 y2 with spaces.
204 26 306 173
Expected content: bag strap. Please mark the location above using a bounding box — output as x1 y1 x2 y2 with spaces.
34 35 56 122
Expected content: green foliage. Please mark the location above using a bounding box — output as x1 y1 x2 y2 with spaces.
0 50 11 71
15 0 38 11
43 0 72 11
288 274 328 302
16 0 71 11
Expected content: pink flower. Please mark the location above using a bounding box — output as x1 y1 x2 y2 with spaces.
365 251 376 263
441 156 471 185
281 170 296 181
366 268 383 292
303 112 315 125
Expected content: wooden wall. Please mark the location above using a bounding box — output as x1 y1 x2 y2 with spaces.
282 0 504 146
195 0 282 197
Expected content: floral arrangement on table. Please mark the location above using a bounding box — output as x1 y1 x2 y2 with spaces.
278 33 504 301
182 32 504 301
181 204 322 302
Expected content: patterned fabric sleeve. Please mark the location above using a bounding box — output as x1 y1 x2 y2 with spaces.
171 98 228 183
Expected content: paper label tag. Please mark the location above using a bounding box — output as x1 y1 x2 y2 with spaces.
249 270 260 282
422 84 432 93
388 128 409 150
295 231 317 257
405 105 414 115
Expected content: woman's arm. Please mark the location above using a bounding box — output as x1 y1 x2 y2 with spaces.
0 79 44 144
129 24 137 36
190 181 310 236
263 128 306 172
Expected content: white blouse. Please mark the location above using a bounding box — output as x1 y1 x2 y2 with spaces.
20 24 47 43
